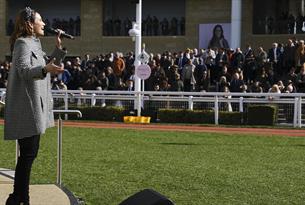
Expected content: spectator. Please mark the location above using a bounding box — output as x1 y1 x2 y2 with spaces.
230 72 244 92
105 66 116 90
268 42 282 76
81 54 91 70
196 70 210 92
170 72 184 91
232 48 245 70
217 76 230 92
285 66 298 85
170 17 178 35
97 71 109 90
125 79 134 91
152 16 159 35
179 17 185 35
160 18 169 35
282 39 296 74
296 63 305 92
113 52 126 77
284 81 297 93
181 59 196 91
256 46 268 69
267 84 281 100
295 40 305 67
250 81 263 93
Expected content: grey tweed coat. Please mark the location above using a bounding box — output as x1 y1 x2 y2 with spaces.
4 36 66 140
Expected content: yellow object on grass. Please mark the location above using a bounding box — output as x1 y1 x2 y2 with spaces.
123 116 151 123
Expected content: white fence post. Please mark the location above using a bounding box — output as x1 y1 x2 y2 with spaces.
239 97 244 112
214 95 219 125
15 141 19 165
91 93 96 107
77 98 81 106
294 97 298 127
64 92 68 120
188 96 193 110
298 97 302 128
137 92 142 116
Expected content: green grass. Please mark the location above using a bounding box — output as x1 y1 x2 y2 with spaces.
1 126 305 205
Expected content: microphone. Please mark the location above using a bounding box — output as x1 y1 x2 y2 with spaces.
44 27 75 40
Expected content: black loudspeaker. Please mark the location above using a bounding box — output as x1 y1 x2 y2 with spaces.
118 189 174 205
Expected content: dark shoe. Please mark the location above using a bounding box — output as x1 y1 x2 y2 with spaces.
5 194 20 205
5 194 30 205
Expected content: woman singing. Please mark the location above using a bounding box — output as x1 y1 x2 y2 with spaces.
4 7 66 205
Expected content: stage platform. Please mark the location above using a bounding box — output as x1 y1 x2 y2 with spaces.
0 168 76 205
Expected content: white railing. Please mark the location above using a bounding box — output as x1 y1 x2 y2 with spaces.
0 88 304 127
53 110 82 186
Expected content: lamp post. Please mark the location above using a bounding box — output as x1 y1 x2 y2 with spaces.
129 0 142 116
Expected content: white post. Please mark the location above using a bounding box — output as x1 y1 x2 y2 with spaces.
188 96 193 110
293 97 298 127
231 0 242 49
298 97 302 128
64 92 68 120
134 0 142 116
91 93 96 107
57 115 63 186
15 141 19 165
214 96 219 125
239 97 243 112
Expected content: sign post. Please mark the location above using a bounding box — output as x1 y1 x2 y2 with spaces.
134 44 151 116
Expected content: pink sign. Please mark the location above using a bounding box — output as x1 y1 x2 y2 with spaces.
136 64 151 80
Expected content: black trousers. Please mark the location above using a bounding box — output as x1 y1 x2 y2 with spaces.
13 135 40 203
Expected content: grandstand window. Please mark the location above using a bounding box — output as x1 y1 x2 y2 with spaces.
6 0 81 36
252 0 305 35
102 0 185 36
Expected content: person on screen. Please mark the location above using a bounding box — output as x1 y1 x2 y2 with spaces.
208 24 230 49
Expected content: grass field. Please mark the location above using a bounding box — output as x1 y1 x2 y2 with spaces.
1 125 305 205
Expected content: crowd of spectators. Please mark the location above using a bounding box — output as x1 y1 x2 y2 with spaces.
103 16 185 36
6 16 81 36
255 12 305 34
1 37 305 98
8 15 184 37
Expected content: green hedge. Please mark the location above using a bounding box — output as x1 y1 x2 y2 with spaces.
65 106 125 121
64 107 244 125
158 109 243 125
247 105 277 125
1 104 276 126
219 111 244 125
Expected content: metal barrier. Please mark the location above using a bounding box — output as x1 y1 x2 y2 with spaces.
14 110 82 187
53 110 82 186
0 93 83 187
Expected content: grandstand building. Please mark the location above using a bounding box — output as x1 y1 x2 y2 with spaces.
0 0 304 59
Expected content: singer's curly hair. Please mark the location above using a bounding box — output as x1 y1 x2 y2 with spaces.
9 7 36 52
